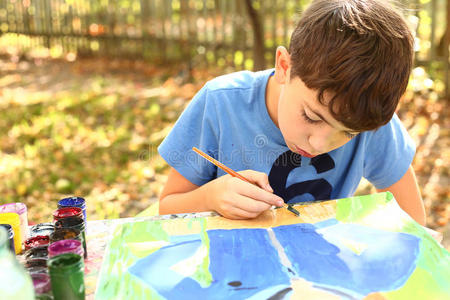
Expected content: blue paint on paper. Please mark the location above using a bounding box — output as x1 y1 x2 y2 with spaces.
314 218 339 229
273 222 420 296
128 229 291 299
206 229 291 298
128 221 421 299
128 238 202 292
169 233 202 244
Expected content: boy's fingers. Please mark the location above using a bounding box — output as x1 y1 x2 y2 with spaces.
225 206 260 220
233 177 284 207
233 193 271 213
239 170 274 193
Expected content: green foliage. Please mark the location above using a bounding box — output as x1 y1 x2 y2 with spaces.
0 58 209 223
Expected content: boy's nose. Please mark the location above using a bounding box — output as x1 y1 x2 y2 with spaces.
308 127 336 153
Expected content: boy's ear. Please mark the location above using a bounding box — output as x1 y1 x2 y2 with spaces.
274 46 291 84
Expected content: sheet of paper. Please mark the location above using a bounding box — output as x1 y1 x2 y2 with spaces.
95 192 450 299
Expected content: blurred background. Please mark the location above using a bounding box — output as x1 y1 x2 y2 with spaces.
0 0 448 245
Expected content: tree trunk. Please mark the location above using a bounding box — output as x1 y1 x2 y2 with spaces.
244 0 266 70
437 0 450 58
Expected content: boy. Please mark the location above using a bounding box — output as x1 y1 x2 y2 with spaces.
157 0 426 225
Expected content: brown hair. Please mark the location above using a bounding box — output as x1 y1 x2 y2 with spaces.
289 0 414 131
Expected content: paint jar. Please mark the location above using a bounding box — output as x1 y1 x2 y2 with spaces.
0 227 35 299
24 235 50 251
30 223 55 238
54 216 87 259
31 272 51 295
53 207 83 222
25 258 48 269
49 228 81 244
0 224 15 253
48 239 84 258
26 264 48 275
25 246 48 260
0 203 29 242
0 212 22 254
57 197 86 225
48 253 85 300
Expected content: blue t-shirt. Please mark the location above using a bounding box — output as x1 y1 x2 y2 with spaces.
158 69 415 203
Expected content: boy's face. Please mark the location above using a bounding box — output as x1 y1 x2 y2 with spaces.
277 76 358 158
273 47 358 158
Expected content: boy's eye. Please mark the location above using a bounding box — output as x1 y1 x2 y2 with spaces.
301 110 321 124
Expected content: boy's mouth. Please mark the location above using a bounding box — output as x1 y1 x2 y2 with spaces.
294 145 315 158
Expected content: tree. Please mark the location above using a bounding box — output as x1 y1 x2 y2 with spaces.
244 0 266 70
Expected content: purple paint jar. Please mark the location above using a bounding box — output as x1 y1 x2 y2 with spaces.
0 203 28 242
48 239 84 258
57 197 86 225
31 272 51 295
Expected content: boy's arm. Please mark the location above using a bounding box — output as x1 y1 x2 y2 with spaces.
159 167 284 219
376 165 426 225
159 168 208 214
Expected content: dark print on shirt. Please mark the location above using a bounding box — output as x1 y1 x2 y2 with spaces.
268 150 335 203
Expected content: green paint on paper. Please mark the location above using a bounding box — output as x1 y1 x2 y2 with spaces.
191 218 212 287
398 221 450 296
383 267 448 300
336 192 392 222
95 221 170 300
123 220 169 244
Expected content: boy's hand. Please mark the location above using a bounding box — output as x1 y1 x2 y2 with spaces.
205 170 284 219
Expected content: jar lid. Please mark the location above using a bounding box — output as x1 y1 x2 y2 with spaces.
25 257 48 268
49 228 81 243
30 223 54 237
53 207 82 221
25 246 49 260
24 235 50 251
47 252 84 271
0 203 27 214
58 197 85 208
55 216 84 230
48 239 83 257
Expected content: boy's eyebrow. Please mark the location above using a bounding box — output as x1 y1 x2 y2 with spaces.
304 102 333 126
305 103 357 133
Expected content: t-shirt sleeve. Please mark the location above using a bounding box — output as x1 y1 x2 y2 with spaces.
158 84 219 186
363 113 416 189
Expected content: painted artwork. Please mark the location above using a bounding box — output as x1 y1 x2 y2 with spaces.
95 193 450 299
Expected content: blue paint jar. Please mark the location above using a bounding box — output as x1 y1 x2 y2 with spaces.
57 197 86 226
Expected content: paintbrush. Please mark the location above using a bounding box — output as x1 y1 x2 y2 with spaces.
192 147 300 217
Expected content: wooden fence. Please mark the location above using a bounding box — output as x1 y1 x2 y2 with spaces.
1 0 449 91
